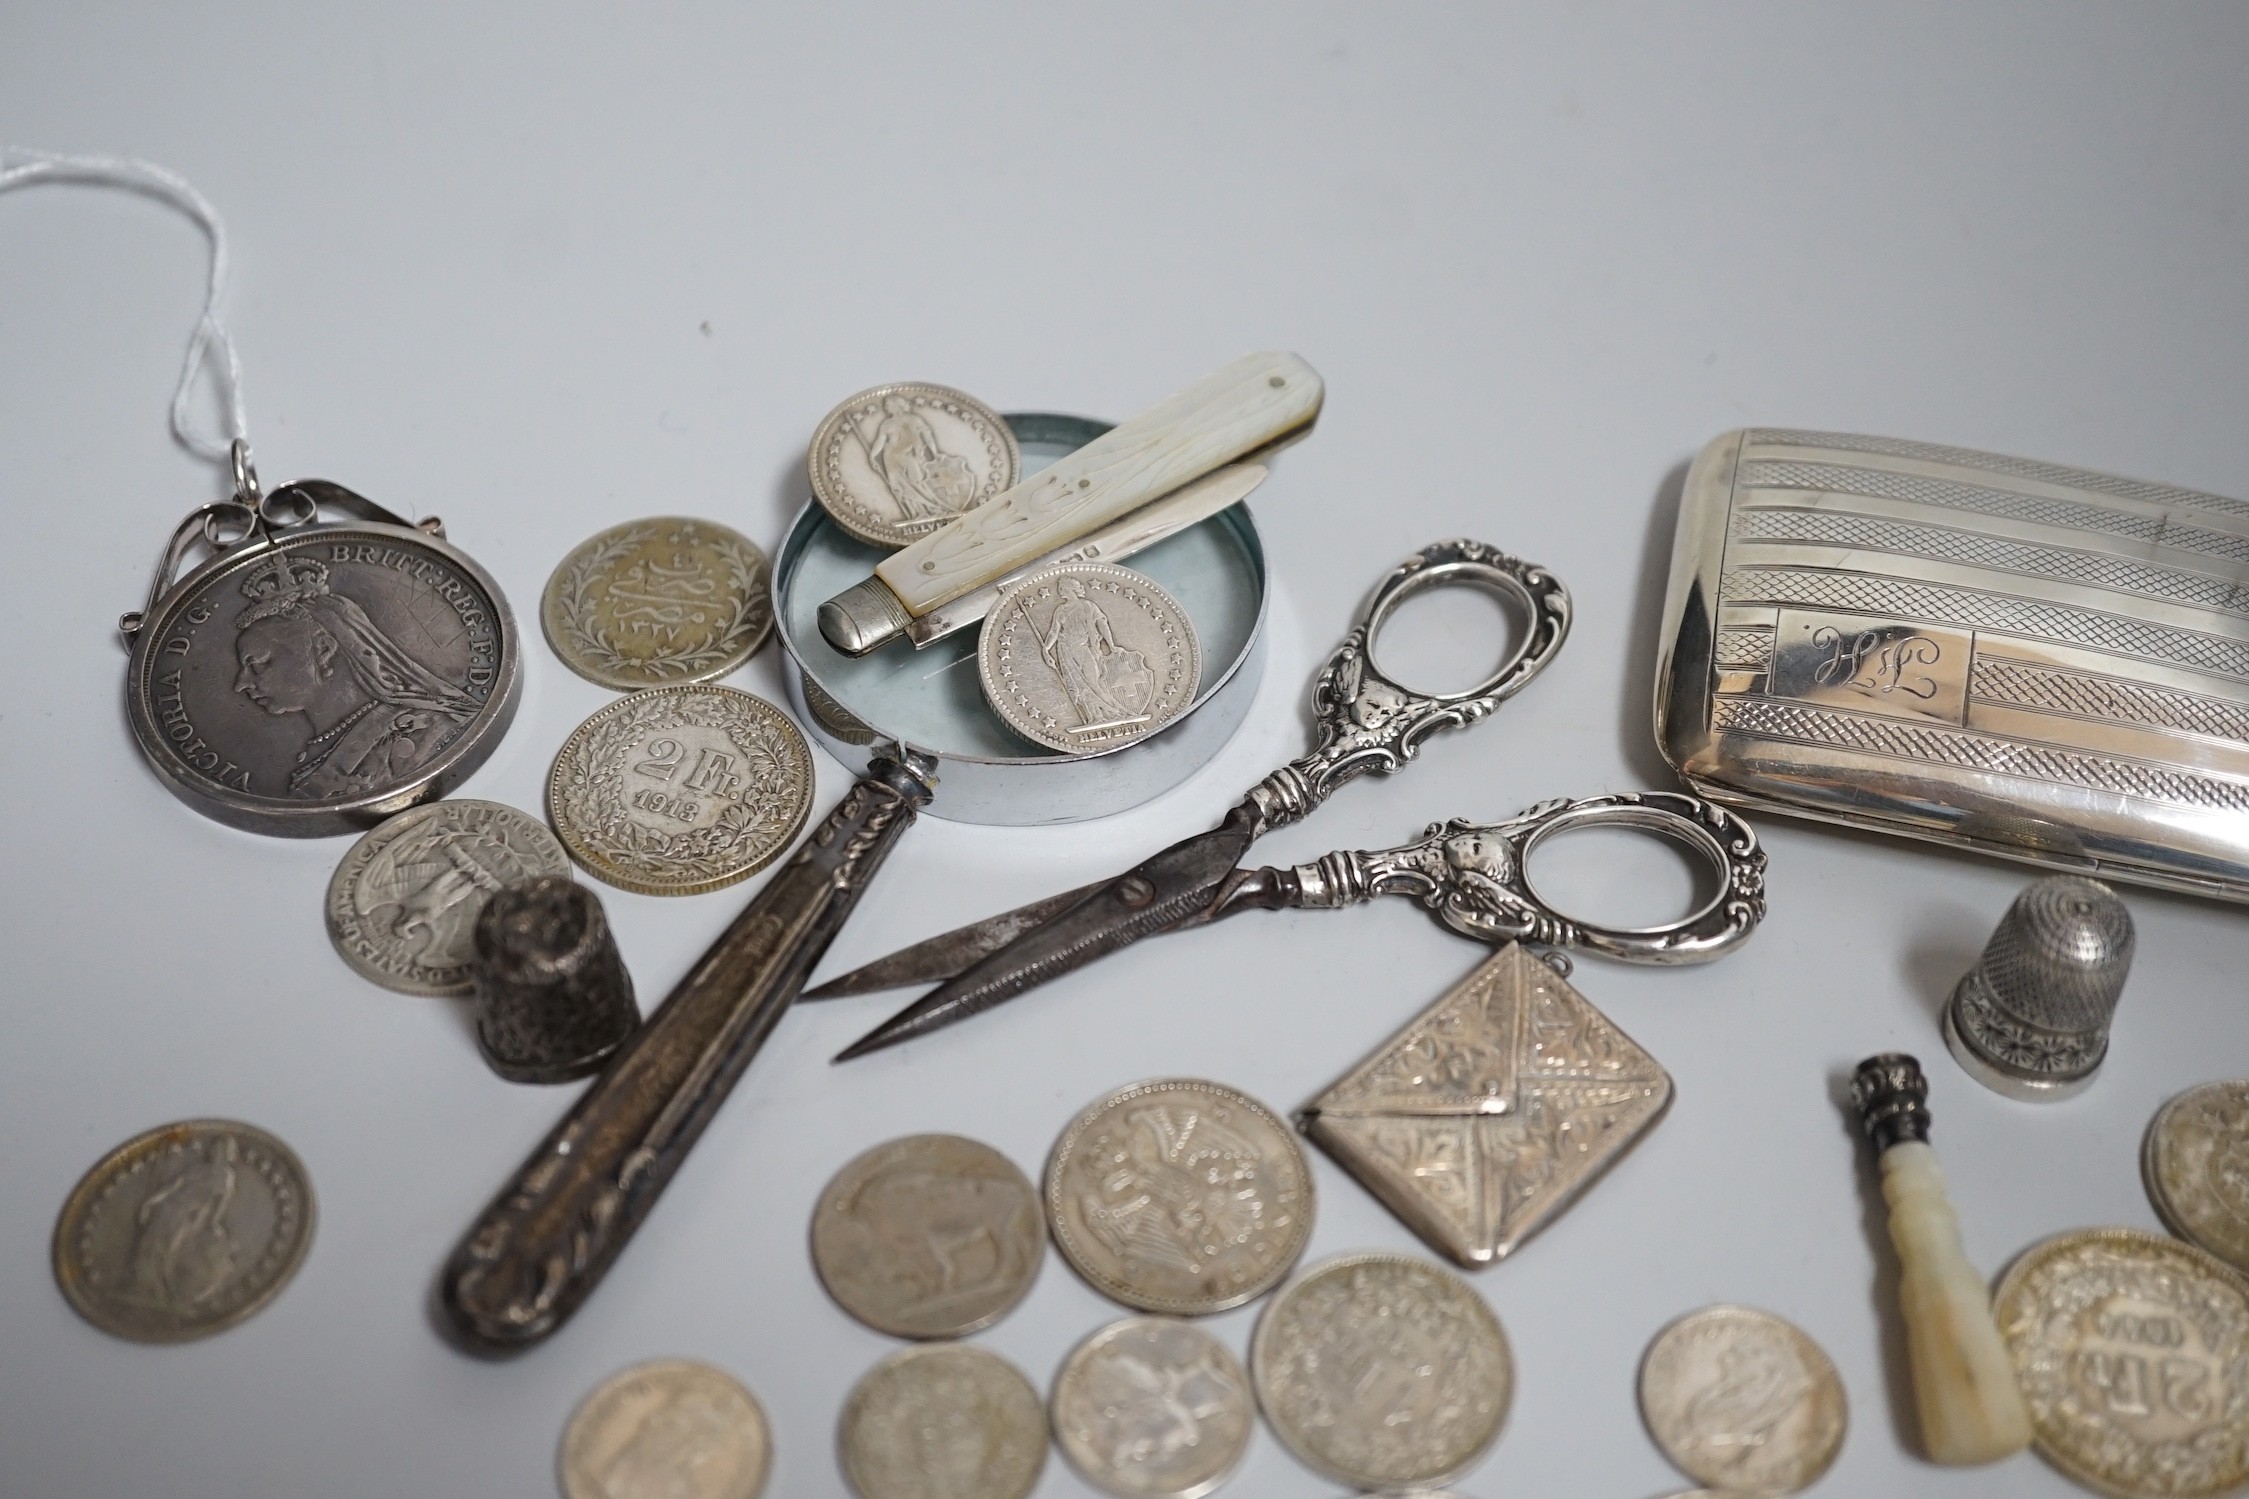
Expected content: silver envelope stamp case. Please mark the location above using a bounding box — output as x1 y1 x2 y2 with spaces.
1656 428 2249 901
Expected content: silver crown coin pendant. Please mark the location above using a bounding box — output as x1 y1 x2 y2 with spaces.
121 447 521 836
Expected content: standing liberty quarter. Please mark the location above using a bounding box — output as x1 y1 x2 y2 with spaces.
559 1359 771 1499
808 382 1020 549
1637 1305 1847 1494
838 1344 1046 1499
1046 1078 1312 1316
1997 1228 2249 1498
325 799 570 995
1052 1317 1254 1498
53 1119 314 1343
1252 1253 1512 1491
2146 1080 2249 1277
810 1134 1042 1339
980 562 1201 755
547 684 815 896
543 517 772 690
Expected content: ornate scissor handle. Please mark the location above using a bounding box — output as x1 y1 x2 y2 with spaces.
1274 790 1766 964
1243 539 1571 831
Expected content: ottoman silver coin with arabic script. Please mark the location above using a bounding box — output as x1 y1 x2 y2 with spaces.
1637 1304 1847 1495
2145 1080 2249 1278
808 382 1021 549
839 1344 1047 1499
548 685 815 896
1997 1228 2249 1498
980 562 1201 755
1252 1252 1513 1491
559 1359 771 1499
1052 1317 1254 1499
52 1119 315 1343
324 799 570 995
1045 1077 1312 1316
811 1134 1043 1339
542 517 773 690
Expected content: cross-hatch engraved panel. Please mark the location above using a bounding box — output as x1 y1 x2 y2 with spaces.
1712 696 2249 813
1732 508 2249 616
1743 430 2249 526
1714 629 1773 668
1970 659 2249 747
1720 568 2249 683
1737 461 2249 570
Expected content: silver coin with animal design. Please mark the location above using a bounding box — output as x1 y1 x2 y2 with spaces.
124 486 519 836
979 562 1201 755
558 1359 771 1499
839 1344 1047 1499
1045 1078 1312 1316
324 799 570 995
810 1133 1043 1339
807 382 1020 549
52 1119 315 1343
1251 1252 1512 1491
1051 1317 1254 1499
1637 1304 1847 1495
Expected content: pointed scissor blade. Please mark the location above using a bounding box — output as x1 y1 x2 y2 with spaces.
800 882 1106 999
834 811 1258 1061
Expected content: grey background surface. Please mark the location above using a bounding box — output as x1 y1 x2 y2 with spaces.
5 5 2248 1496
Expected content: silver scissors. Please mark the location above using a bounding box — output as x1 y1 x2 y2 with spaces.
814 538 1768 1059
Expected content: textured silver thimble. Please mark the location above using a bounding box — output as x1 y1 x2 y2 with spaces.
471 876 638 1084
1942 875 2133 1101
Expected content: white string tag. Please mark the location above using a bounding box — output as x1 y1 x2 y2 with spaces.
0 148 250 466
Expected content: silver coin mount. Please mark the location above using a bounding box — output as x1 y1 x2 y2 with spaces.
126 511 520 836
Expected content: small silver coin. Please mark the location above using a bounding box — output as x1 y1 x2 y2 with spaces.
547 684 816 896
1637 1304 1847 1495
324 798 570 995
839 1344 1046 1499
559 1359 771 1499
542 517 773 690
125 522 520 835
978 562 1201 755
1051 1316 1254 1499
52 1119 315 1343
811 1134 1042 1339
1046 1078 1313 1316
2145 1080 2249 1277
1997 1227 2249 1498
808 382 1021 549
1251 1252 1513 1491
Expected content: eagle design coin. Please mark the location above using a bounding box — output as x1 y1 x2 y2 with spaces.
324 799 570 995
1052 1317 1253 1499
1637 1304 1846 1494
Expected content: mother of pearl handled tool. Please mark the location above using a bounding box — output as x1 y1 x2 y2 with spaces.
818 351 1322 656
1850 1054 2033 1466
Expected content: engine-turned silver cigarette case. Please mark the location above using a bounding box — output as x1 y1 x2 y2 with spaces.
1656 429 2249 901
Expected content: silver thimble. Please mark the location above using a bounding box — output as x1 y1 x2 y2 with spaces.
472 876 638 1084
1942 875 2133 1101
